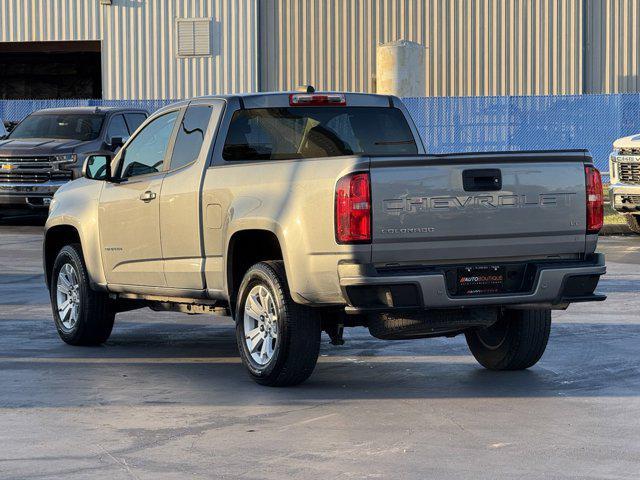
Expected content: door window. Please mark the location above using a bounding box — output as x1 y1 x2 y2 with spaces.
106 114 129 140
124 113 147 135
169 106 212 170
119 111 179 178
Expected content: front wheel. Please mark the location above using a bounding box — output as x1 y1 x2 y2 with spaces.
465 309 551 370
626 214 640 234
235 261 321 387
50 244 115 345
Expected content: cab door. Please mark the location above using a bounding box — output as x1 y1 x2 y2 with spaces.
160 101 224 290
99 110 180 287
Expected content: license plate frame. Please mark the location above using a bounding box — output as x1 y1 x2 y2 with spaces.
456 265 506 295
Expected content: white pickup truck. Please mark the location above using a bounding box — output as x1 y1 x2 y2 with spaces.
610 135 640 233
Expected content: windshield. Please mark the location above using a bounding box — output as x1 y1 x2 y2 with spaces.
9 113 105 141
223 107 418 160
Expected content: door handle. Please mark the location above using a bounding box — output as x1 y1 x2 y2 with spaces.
462 169 502 192
139 190 157 202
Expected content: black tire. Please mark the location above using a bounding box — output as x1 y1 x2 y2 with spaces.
626 215 640 234
235 261 321 387
50 244 115 346
465 309 551 370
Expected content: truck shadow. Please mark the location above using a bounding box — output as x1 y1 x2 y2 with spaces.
1 317 639 408
0 214 46 226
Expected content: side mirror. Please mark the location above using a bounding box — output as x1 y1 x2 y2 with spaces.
83 154 113 181
109 136 125 150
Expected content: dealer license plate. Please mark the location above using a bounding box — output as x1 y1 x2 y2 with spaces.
457 265 506 295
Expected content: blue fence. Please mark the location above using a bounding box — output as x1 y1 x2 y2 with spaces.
2 94 639 172
403 94 640 173
0 99 175 122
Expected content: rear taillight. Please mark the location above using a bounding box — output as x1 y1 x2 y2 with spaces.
585 166 604 234
289 93 347 106
335 172 371 244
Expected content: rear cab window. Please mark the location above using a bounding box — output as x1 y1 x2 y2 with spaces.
168 106 212 170
222 107 418 161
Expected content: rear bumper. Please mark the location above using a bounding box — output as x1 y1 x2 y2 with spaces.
339 254 606 314
0 181 66 208
609 184 640 213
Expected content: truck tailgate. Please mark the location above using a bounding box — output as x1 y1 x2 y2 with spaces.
370 152 589 265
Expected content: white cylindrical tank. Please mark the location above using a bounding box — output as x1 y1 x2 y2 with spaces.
376 40 427 97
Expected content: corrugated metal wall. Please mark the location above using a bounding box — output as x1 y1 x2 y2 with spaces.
0 0 258 99
586 0 640 93
260 0 585 96
3 0 640 98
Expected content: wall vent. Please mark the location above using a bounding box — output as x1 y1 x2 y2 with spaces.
176 18 211 57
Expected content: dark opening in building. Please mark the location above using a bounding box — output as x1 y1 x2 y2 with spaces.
0 41 102 99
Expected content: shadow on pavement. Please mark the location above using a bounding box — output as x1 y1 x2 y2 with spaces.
0 317 638 407
0 214 47 227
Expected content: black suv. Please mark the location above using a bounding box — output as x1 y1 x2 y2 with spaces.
0 107 148 217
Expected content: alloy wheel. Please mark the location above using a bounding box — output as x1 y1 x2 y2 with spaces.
243 285 279 366
56 263 81 331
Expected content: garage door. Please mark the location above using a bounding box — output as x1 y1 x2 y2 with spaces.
0 41 102 99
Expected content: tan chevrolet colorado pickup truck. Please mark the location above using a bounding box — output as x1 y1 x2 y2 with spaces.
44 92 606 386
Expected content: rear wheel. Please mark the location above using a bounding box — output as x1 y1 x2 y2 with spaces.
235 261 321 387
50 244 115 345
465 309 551 370
626 214 640 234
